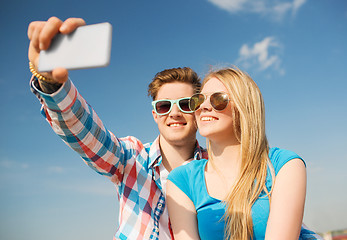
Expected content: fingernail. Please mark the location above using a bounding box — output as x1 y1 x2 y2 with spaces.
60 25 67 32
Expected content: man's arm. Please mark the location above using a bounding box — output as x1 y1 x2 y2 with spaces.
28 17 139 188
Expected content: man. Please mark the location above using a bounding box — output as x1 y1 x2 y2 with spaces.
28 17 207 239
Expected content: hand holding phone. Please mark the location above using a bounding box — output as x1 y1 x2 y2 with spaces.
38 22 112 72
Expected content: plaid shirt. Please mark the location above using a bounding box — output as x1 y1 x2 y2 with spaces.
31 77 208 240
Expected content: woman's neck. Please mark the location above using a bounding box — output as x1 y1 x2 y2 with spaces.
205 139 242 200
209 138 242 170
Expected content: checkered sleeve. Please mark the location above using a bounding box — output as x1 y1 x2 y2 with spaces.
300 224 324 240
30 77 139 187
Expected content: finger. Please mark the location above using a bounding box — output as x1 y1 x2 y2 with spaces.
52 68 69 83
28 41 40 65
27 21 45 40
39 16 63 50
60 18 86 34
28 21 45 52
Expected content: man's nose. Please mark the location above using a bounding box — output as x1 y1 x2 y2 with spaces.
169 103 182 116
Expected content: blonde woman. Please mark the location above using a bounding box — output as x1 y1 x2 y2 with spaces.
166 67 320 239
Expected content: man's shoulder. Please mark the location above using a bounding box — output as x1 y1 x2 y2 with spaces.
117 136 154 157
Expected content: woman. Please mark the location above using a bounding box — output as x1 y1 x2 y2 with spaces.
166 67 320 239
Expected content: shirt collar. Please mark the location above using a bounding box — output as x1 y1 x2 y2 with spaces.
148 136 207 168
193 140 208 160
149 136 162 168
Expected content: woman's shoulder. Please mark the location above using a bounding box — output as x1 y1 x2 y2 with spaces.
186 158 209 168
171 159 207 175
167 159 208 203
168 159 207 181
269 147 305 175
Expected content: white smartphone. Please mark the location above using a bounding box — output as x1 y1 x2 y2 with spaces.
38 22 112 72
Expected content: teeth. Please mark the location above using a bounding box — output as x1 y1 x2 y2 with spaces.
201 117 216 121
170 123 183 127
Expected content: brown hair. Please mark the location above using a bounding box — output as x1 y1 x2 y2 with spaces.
148 67 201 100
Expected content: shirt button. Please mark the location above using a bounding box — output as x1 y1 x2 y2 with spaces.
156 227 159 232
158 203 163 208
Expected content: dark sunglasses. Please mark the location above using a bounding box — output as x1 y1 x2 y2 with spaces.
189 92 231 112
152 97 194 115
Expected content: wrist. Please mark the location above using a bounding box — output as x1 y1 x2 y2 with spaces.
29 62 62 93
36 77 62 94
29 62 58 84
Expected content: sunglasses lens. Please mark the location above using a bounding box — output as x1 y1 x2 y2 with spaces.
211 92 229 111
178 99 191 112
155 101 172 114
190 94 205 111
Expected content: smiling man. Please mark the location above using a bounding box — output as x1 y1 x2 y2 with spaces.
28 17 207 240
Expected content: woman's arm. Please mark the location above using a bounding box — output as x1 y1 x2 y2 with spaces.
265 158 307 240
166 180 200 240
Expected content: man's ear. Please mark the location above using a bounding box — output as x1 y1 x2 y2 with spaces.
152 110 159 124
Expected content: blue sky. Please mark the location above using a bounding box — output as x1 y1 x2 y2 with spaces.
1 0 346 239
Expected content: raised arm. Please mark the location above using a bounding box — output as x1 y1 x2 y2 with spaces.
166 180 201 240
265 158 307 240
28 17 140 189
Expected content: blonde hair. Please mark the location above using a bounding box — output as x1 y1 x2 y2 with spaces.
203 67 274 240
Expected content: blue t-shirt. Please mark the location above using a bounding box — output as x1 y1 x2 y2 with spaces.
168 147 316 240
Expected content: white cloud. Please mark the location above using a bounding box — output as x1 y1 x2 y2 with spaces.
273 2 293 17
0 159 29 169
207 0 308 20
293 0 307 13
237 36 284 74
206 0 249 13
